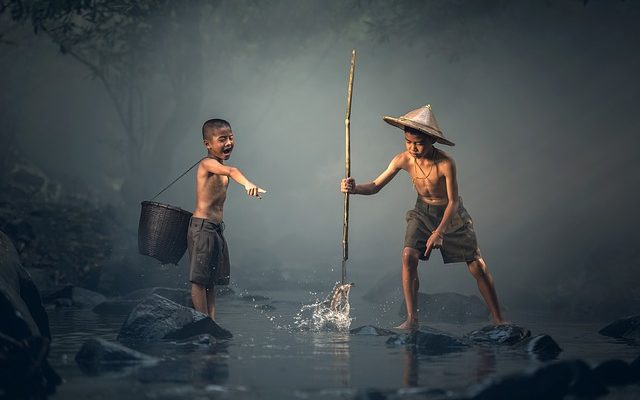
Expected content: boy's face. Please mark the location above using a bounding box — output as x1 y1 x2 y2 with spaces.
204 127 234 161
404 129 435 158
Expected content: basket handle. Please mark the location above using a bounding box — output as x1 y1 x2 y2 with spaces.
150 158 206 201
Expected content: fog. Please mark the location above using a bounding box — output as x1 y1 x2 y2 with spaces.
2 0 639 319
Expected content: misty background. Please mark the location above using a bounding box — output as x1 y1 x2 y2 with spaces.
1 0 639 320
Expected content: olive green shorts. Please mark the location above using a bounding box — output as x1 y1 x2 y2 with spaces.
187 217 230 287
404 198 482 263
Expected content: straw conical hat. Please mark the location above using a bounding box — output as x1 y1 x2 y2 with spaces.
383 104 454 146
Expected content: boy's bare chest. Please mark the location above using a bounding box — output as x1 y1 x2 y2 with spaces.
408 161 446 196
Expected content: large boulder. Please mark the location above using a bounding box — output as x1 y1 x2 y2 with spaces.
0 230 61 397
599 315 640 339
94 286 234 315
398 292 489 324
117 294 232 342
386 327 469 355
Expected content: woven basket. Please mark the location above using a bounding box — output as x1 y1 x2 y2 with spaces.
138 201 192 264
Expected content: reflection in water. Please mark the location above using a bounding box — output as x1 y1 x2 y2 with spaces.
312 333 351 388
403 348 419 387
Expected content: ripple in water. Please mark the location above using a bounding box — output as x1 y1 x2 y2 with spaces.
293 282 353 332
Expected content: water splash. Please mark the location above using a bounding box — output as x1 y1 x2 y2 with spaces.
294 282 353 332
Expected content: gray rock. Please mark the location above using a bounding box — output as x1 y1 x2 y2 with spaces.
117 294 231 342
517 334 562 361
593 359 635 386
386 328 469 355
468 360 607 400
350 325 396 336
42 285 106 308
599 315 640 339
75 338 159 370
0 230 61 396
398 292 489 324
465 324 530 345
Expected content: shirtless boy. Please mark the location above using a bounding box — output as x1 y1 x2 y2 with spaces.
188 118 265 320
340 105 504 329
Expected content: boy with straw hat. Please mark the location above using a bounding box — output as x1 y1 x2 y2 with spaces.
340 105 505 329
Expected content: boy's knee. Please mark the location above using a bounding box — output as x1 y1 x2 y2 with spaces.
402 247 420 266
467 259 488 277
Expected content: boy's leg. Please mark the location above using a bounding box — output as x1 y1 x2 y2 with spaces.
396 247 421 329
467 258 505 324
206 287 216 320
191 282 208 314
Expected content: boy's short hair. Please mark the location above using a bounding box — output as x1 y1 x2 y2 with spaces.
202 119 231 140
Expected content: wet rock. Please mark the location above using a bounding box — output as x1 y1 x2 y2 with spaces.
350 325 396 336
163 317 232 341
75 338 159 371
516 334 562 361
117 294 232 342
468 360 607 400
465 324 530 345
386 328 469 355
593 359 635 386
398 292 489 324
599 315 640 339
41 285 106 308
631 355 640 379
0 230 61 396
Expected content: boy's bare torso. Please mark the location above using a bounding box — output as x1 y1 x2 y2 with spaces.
398 149 450 206
193 162 229 224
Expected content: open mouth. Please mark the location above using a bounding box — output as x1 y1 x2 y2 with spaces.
222 148 233 155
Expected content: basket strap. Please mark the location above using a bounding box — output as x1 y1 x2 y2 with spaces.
150 157 206 201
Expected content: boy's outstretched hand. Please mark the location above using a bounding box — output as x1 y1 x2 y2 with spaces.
341 177 356 194
245 185 267 199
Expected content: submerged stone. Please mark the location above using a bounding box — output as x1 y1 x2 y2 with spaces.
468 360 607 400
517 334 562 361
41 285 106 308
117 294 231 342
465 324 530 345
240 294 270 302
599 315 640 339
75 338 159 370
593 359 635 386
386 328 468 355
398 292 489 324
350 325 396 336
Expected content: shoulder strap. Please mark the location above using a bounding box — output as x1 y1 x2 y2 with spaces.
150 158 205 201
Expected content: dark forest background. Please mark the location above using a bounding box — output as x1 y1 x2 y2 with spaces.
1 0 639 320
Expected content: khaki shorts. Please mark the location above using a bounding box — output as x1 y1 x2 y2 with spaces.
187 217 230 287
404 198 482 263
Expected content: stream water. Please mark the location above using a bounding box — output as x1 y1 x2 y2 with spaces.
46 287 640 399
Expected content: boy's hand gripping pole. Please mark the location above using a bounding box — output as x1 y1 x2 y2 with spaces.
342 49 356 284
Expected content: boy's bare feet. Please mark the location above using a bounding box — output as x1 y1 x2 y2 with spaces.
394 319 419 330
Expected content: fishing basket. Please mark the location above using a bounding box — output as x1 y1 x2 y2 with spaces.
138 201 192 264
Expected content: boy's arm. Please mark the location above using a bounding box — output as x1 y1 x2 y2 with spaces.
202 158 265 198
341 154 403 195
425 158 459 257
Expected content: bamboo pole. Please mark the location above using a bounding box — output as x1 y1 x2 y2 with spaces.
342 49 356 284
